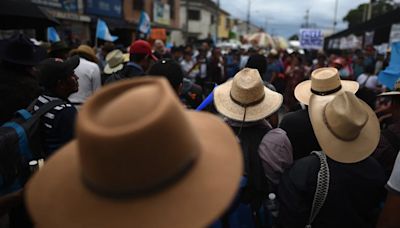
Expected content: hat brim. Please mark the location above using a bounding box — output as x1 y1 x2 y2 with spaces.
26 112 243 228
104 63 123 75
214 80 283 122
378 91 400 96
0 40 47 66
294 80 359 105
308 94 380 163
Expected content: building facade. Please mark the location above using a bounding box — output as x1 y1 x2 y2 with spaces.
218 9 231 40
172 0 219 45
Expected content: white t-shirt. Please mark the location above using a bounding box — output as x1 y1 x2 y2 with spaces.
387 151 400 194
69 57 101 105
357 74 380 90
180 59 198 79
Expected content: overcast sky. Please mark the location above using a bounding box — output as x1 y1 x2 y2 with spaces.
220 0 368 38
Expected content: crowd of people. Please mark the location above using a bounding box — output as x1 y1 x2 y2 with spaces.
0 33 400 228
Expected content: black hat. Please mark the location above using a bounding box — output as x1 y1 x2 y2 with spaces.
38 56 80 89
148 58 183 89
0 34 47 66
49 41 70 55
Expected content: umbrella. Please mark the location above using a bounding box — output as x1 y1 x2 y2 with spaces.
0 0 59 30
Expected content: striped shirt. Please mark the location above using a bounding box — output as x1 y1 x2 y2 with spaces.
33 95 77 157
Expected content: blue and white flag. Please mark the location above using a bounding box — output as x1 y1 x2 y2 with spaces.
138 11 151 35
379 42 400 90
47 27 60 43
96 19 118 42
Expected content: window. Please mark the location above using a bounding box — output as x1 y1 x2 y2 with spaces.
168 0 175 19
188 9 200 21
133 0 144 10
211 15 215 24
226 18 230 29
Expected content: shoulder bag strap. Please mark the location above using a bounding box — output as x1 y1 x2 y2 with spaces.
305 151 330 228
361 75 371 88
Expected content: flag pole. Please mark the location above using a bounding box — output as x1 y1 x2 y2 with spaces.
94 18 98 48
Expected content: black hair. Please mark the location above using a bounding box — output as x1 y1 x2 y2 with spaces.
364 64 375 75
148 59 183 92
246 54 267 76
130 53 148 63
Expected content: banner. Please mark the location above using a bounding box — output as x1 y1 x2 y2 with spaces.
153 1 170 25
390 23 400 45
31 0 78 12
138 11 151 35
299 29 324 49
364 31 374 47
85 0 122 18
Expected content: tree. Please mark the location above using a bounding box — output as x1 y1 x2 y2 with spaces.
288 34 299 41
343 0 396 28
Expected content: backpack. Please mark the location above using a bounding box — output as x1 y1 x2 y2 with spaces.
0 99 65 195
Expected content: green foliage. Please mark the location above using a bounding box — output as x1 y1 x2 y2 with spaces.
343 0 395 27
288 34 299 41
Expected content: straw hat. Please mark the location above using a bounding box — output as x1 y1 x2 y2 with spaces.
26 77 243 228
70 44 98 63
214 68 283 122
309 91 380 163
295 67 359 105
378 79 400 96
104 49 125 74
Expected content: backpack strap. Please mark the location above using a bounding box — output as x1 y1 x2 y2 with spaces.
382 128 400 153
1 100 66 161
24 99 66 128
305 151 330 228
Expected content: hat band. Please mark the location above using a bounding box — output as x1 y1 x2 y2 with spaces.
81 158 196 199
311 85 342 96
229 92 265 107
322 104 364 141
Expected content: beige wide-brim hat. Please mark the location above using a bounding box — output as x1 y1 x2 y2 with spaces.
309 91 380 163
104 50 125 74
214 68 283 122
26 78 243 228
295 67 359 105
378 79 400 96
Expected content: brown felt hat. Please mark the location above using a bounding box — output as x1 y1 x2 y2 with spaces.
214 68 283 122
309 91 380 163
70 44 98 63
294 67 359 105
26 77 243 228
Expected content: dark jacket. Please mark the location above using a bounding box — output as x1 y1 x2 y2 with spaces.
278 154 386 228
373 120 400 179
0 67 40 125
104 62 144 84
230 122 271 206
280 109 321 160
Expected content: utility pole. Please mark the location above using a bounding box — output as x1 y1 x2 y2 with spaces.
367 0 373 20
333 0 339 33
304 9 310 28
215 0 220 43
247 0 251 34
185 0 189 41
